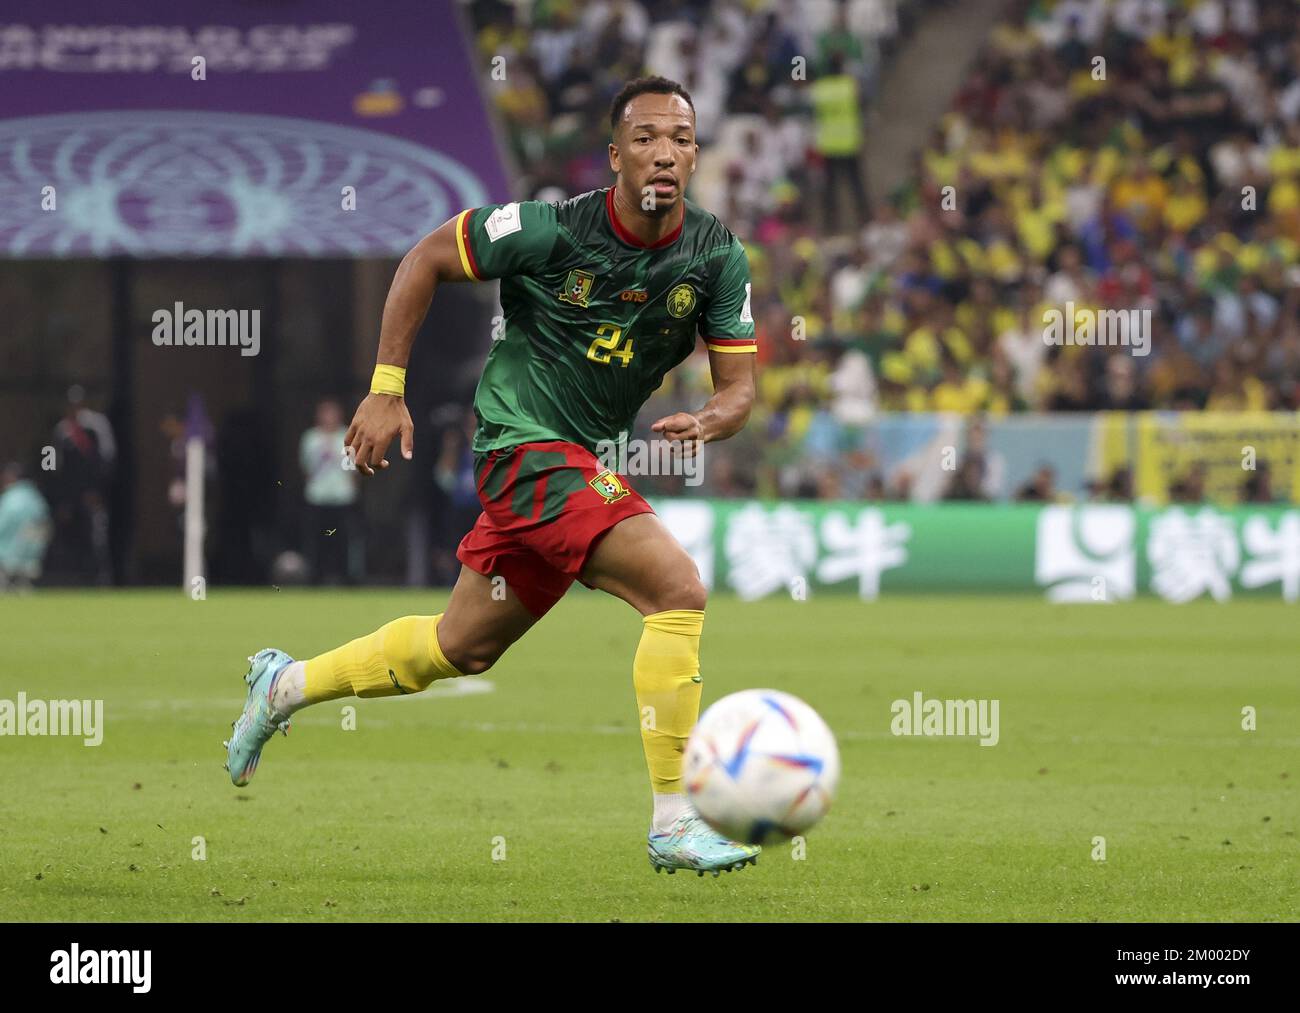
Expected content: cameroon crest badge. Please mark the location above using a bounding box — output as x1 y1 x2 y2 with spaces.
559 269 596 307
589 469 631 504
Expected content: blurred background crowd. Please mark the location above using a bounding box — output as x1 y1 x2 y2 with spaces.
6 0 1297 590
464 0 1300 491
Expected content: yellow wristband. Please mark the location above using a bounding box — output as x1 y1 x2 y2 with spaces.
370 363 406 397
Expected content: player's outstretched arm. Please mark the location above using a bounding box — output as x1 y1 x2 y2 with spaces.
345 216 472 476
651 349 756 454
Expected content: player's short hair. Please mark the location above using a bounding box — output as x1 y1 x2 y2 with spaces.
609 76 695 133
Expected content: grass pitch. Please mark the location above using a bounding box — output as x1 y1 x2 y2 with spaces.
0 590 1295 921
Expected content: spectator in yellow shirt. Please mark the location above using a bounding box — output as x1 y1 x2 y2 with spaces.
1163 177 1208 234
1111 157 1168 231
932 359 990 414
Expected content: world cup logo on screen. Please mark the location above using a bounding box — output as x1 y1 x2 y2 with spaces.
0 111 490 256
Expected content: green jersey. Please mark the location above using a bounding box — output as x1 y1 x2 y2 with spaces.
453 187 756 454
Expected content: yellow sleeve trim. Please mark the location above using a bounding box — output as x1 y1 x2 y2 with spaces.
705 343 758 354
454 209 480 281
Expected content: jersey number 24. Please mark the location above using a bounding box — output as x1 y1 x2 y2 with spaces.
587 323 634 367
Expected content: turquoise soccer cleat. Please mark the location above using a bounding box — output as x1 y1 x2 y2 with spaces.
647 811 761 877
223 648 294 787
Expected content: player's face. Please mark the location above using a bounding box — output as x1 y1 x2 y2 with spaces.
610 92 697 214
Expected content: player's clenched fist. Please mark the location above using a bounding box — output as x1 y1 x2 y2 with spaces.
651 411 705 457
345 393 414 476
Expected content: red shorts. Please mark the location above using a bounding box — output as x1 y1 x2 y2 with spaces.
456 440 654 617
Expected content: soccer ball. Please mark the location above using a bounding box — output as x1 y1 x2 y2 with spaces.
684 689 840 846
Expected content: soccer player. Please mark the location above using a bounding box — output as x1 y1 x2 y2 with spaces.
225 77 760 875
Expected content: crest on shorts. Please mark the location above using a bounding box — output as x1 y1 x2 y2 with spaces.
559 268 596 307
589 469 630 504
666 283 696 318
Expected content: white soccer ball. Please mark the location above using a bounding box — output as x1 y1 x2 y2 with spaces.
685 689 840 845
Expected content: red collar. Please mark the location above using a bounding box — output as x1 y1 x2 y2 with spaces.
605 186 684 249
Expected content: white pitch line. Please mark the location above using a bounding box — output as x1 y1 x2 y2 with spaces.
87 694 1300 750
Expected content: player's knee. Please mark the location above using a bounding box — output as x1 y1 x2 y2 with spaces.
676 574 707 613
436 618 511 676
453 654 494 676
443 640 507 676
677 576 708 613
651 566 707 614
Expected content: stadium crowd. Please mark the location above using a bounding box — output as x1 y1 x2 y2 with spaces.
465 0 1300 499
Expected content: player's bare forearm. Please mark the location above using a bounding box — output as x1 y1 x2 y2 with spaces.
692 368 754 442
651 350 755 447
346 215 473 475
375 218 469 366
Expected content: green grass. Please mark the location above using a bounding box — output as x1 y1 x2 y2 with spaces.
0 590 1296 921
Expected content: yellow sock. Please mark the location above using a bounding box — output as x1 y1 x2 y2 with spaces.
302 614 463 702
634 609 705 794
